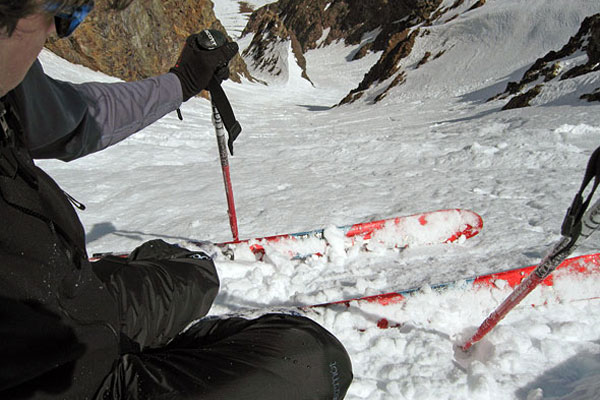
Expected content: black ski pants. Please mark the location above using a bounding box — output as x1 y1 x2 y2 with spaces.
92 240 352 399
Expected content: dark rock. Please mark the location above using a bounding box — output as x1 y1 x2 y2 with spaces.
502 85 543 110
581 87 600 102
243 0 443 99
494 13 600 108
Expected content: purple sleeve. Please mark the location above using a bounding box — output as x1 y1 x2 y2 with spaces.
15 60 182 161
74 73 183 151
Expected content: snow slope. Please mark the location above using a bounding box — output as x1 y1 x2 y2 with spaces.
212 0 276 40
37 0 600 398
359 0 600 102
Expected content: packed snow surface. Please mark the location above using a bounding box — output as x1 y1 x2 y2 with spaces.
38 0 600 398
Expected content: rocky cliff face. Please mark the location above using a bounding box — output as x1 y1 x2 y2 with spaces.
243 0 431 54
242 0 442 89
340 0 489 104
45 0 250 83
241 0 489 103
493 13 600 109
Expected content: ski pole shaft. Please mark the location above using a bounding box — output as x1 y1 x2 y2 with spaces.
460 239 568 351
212 102 240 242
461 198 600 351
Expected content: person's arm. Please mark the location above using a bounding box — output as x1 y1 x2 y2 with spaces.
13 34 237 161
12 60 182 161
71 73 183 154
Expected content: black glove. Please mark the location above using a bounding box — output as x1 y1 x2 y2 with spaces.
128 239 203 261
170 33 239 102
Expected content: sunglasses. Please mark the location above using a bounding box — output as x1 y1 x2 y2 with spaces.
45 1 94 38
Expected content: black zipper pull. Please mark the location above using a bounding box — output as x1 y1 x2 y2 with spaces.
63 190 86 210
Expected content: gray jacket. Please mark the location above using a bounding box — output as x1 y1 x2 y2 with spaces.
12 59 182 161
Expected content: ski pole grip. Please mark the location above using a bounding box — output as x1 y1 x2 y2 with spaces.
562 146 600 238
561 194 583 237
195 29 242 155
540 200 600 278
194 29 228 51
580 198 600 241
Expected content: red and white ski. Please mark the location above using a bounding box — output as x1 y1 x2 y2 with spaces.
307 252 600 329
92 208 483 261
212 208 483 261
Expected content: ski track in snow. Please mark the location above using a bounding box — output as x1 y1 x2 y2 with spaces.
38 0 600 398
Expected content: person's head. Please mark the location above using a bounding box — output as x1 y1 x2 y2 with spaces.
0 0 133 97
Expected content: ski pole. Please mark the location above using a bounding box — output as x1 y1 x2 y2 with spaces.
462 147 600 352
212 101 239 242
461 199 600 351
187 29 242 242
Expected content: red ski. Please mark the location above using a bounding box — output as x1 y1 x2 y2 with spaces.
309 253 600 329
92 208 483 261
214 208 483 260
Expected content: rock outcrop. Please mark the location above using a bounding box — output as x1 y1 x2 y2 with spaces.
242 0 443 89
241 0 492 103
493 13 600 109
45 0 251 83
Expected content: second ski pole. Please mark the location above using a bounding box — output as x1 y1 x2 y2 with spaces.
461 146 600 351
461 198 600 351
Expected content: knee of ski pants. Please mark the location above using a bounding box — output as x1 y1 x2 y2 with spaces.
237 313 354 399
175 312 354 399
95 313 353 400
92 250 220 352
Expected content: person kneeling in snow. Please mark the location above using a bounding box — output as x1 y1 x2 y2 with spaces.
0 1 352 398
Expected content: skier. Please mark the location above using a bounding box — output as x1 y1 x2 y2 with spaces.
0 1 353 399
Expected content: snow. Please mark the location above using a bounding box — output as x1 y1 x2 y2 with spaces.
212 0 277 40
36 0 600 398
